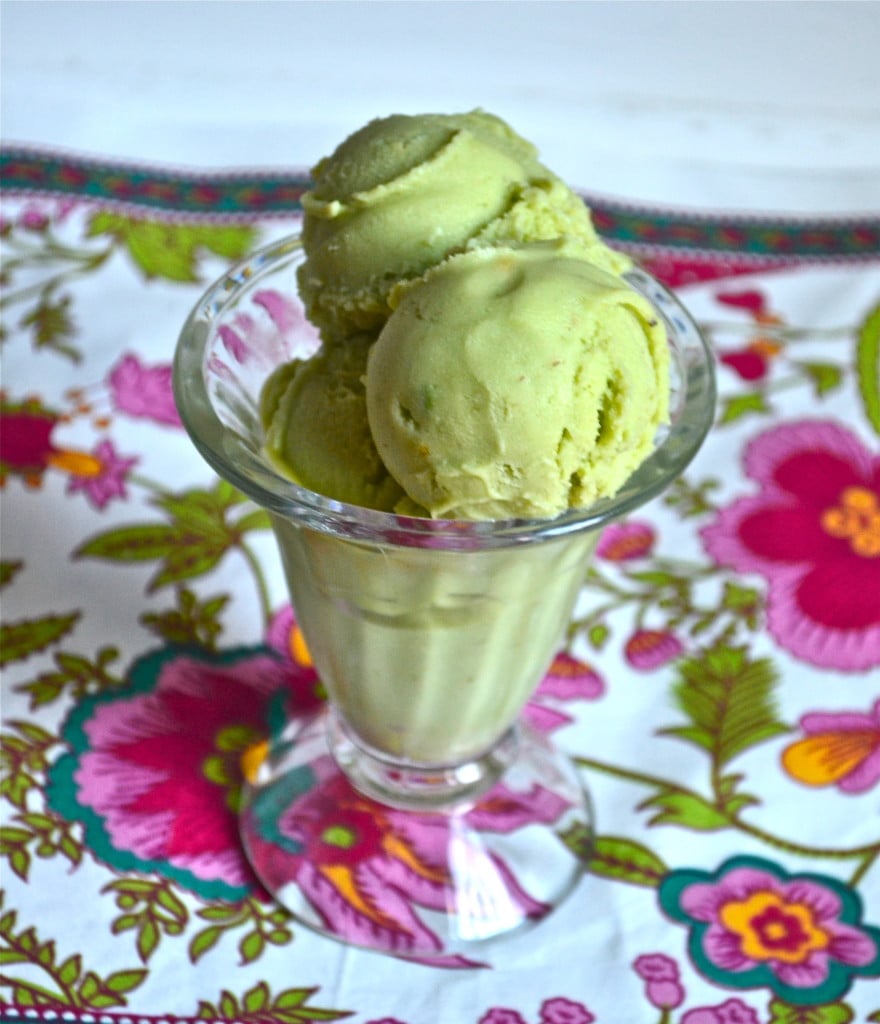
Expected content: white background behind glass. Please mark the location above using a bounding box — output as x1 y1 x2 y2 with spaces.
2 0 879 212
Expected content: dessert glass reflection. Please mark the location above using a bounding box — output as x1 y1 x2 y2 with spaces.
174 234 715 961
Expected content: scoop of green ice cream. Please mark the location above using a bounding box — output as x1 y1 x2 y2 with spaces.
366 245 669 520
261 334 404 511
297 110 626 342
468 177 628 277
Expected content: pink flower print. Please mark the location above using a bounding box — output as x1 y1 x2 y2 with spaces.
246 752 567 960
645 979 685 1009
782 698 880 794
716 290 768 317
49 646 297 898
108 353 182 426
715 288 784 381
681 998 761 1024
65 439 138 510
701 419 880 671
659 855 880 1003
719 344 779 382
539 996 595 1023
18 204 50 231
633 953 685 1009
633 952 680 982
15 198 77 232
265 604 326 713
478 1011 527 1024
0 395 111 492
537 652 605 702
596 520 656 561
218 288 317 368
523 652 605 734
624 628 684 670
253 288 307 334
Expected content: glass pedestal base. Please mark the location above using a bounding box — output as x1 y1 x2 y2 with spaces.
239 707 594 964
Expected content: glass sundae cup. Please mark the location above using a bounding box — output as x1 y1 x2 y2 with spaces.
174 234 715 962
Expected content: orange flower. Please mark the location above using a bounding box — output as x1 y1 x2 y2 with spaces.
782 699 880 793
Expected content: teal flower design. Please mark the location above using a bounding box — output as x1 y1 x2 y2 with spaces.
659 855 880 1005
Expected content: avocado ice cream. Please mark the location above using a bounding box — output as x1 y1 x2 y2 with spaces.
297 110 628 341
367 244 669 520
256 110 671 766
265 111 664 520
260 334 404 511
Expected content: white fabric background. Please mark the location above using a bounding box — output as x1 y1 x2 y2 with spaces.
2 0 880 212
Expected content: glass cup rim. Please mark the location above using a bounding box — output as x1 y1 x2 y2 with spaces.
173 234 716 549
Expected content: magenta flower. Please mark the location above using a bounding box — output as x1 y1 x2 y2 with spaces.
217 287 317 367
596 520 656 561
49 645 296 898
633 953 685 1009
108 353 182 427
681 998 761 1024
18 204 49 231
246 753 567 960
265 604 326 712
646 980 685 1009
539 996 595 1023
714 288 783 381
478 1011 527 1024
65 439 138 510
781 698 880 794
624 628 684 670
701 420 880 671
716 289 769 317
523 651 605 734
660 855 880 1004
633 952 680 982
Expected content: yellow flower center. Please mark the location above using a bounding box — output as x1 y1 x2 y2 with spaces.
820 486 880 558
46 449 104 478
288 623 313 667
203 724 262 810
720 891 829 965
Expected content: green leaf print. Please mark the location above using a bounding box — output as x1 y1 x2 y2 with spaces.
140 587 229 649
584 834 669 887
75 482 268 591
75 523 181 563
0 898 146 1009
15 646 122 709
795 360 844 397
0 811 82 880
659 641 789 768
638 787 732 831
188 897 293 966
719 391 771 425
0 612 80 666
195 983 351 1022
856 302 880 435
75 481 273 622
0 720 58 809
0 560 24 588
768 998 855 1023
19 292 78 359
86 212 256 282
102 877 189 964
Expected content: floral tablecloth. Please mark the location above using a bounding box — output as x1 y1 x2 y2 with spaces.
1 147 879 1024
